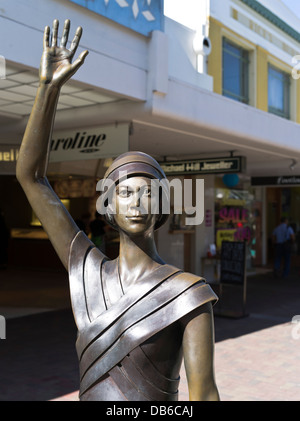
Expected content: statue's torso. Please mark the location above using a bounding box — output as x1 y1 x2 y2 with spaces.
80 259 183 401
68 231 217 401
81 322 183 401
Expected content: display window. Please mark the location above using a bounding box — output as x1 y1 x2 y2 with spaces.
215 177 262 268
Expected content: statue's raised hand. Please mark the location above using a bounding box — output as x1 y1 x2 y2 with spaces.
40 19 88 88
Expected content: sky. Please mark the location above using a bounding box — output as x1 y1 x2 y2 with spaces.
281 0 300 18
164 0 300 30
164 0 203 30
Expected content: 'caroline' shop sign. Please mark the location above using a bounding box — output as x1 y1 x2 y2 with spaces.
49 124 129 163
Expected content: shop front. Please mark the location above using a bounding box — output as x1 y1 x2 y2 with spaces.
252 175 300 266
156 155 264 281
1 123 129 270
215 174 262 271
2 143 265 276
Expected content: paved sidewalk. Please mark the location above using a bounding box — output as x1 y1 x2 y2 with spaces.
0 265 300 401
210 267 300 401
213 321 300 401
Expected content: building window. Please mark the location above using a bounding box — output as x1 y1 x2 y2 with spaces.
222 38 249 104
268 65 290 119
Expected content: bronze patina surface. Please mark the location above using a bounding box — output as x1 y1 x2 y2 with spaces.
16 20 219 401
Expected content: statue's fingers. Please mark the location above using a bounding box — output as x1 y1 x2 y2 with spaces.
43 26 50 49
60 19 70 48
51 19 59 47
70 26 83 55
71 50 89 72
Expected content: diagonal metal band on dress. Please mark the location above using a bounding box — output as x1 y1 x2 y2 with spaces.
76 264 181 357
125 346 180 394
68 231 97 330
68 231 218 399
79 280 216 395
69 231 180 335
78 271 207 377
108 350 180 401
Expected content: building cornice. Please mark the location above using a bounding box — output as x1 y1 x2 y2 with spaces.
240 0 300 43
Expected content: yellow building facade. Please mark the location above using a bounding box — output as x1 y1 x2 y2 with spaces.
207 1 300 123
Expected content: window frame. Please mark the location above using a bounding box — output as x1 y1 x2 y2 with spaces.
222 37 250 104
268 64 290 120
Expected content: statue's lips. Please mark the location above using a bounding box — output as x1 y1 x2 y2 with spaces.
126 215 147 221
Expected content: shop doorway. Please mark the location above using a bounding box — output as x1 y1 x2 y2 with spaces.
266 187 300 266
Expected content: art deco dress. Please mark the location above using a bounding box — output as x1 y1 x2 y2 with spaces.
69 231 217 401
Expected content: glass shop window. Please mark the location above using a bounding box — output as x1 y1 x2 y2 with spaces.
222 38 249 104
214 180 262 268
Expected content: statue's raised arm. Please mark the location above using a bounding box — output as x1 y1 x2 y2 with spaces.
16 20 89 270
17 20 219 402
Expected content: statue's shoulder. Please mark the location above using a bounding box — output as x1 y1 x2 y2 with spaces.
166 265 218 306
69 230 106 268
168 266 206 285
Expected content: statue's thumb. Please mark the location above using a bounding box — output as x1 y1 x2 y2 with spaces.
72 50 89 72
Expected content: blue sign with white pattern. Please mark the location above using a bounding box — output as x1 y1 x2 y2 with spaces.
70 0 163 36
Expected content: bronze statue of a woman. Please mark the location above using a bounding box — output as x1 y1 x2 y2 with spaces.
16 20 219 401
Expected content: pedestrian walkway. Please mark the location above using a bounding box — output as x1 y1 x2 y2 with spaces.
211 266 300 401
214 321 299 401
0 264 299 401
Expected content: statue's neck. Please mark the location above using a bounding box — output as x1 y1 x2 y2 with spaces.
118 231 164 291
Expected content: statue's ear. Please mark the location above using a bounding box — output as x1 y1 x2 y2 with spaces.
105 202 117 229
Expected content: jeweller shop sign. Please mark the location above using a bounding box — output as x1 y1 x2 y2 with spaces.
160 157 246 176
49 123 129 163
69 0 163 36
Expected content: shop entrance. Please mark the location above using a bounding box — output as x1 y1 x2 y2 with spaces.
266 186 300 266
215 178 263 269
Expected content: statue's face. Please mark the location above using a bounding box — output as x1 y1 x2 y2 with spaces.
113 176 158 236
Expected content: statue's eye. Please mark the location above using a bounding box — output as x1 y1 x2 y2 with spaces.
142 187 151 197
117 187 130 198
